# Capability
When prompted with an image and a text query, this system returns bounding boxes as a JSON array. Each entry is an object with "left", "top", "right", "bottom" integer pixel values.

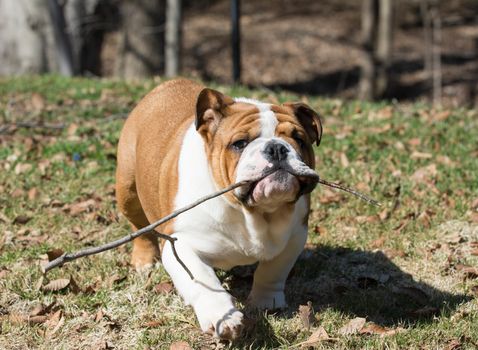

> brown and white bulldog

[{"left": 116, "top": 79, "right": 322, "bottom": 339}]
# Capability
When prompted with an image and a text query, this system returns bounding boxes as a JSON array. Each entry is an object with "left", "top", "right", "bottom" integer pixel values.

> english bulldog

[{"left": 116, "top": 79, "right": 322, "bottom": 339}]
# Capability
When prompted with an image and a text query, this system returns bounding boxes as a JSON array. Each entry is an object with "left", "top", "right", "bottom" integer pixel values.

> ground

[
  {"left": 178, "top": 0, "right": 478, "bottom": 106},
  {"left": 0, "top": 76, "right": 477, "bottom": 349}
]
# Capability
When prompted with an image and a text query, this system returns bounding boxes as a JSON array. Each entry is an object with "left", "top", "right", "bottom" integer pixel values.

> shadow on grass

[{"left": 226, "top": 245, "right": 471, "bottom": 348}]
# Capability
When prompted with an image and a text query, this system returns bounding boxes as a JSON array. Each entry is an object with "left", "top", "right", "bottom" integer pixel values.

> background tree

[
  {"left": 165, "top": 0, "right": 182, "bottom": 77},
  {"left": 359, "top": 0, "right": 394, "bottom": 100},
  {"left": 114, "top": 0, "right": 166, "bottom": 79}
]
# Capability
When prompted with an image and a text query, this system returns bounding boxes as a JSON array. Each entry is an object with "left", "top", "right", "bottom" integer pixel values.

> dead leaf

[
  {"left": 444, "top": 339, "right": 462, "bottom": 350},
  {"left": 408, "top": 138, "right": 421, "bottom": 147},
  {"left": 359, "top": 323, "right": 404, "bottom": 337},
  {"left": 142, "top": 320, "right": 164, "bottom": 328},
  {"left": 456, "top": 265, "right": 478, "bottom": 279},
  {"left": 394, "top": 286, "right": 429, "bottom": 305},
  {"left": 27, "top": 315, "right": 49, "bottom": 324},
  {"left": 14, "top": 163, "right": 32, "bottom": 175},
  {"left": 411, "top": 164, "right": 437, "bottom": 184},
  {"left": 42, "top": 278, "right": 70, "bottom": 292},
  {"left": 170, "top": 341, "right": 193, "bottom": 350},
  {"left": 65, "top": 199, "right": 98, "bottom": 216},
  {"left": 298, "top": 326, "right": 333, "bottom": 347},
  {"left": 412, "top": 306, "right": 439, "bottom": 317},
  {"left": 370, "top": 236, "right": 385, "bottom": 249},
  {"left": 94, "top": 309, "right": 104, "bottom": 322},
  {"left": 67, "top": 123, "right": 79, "bottom": 136},
  {"left": 11, "top": 188, "right": 25, "bottom": 198},
  {"left": 12, "top": 215, "right": 31, "bottom": 225},
  {"left": 340, "top": 152, "right": 349, "bottom": 167},
  {"left": 31, "top": 93, "right": 46, "bottom": 111},
  {"left": 411, "top": 151, "right": 433, "bottom": 159},
  {"left": 418, "top": 211, "right": 431, "bottom": 228},
  {"left": 28, "top": 187, "right": 39, "bottom": 200},
  {"left": 46, "top": 248, "right": 64, "bottom": 261},
  {"left": 46, "top": 313, "right": 64, "bottom": 337},
  {"left": 154, "top": 282, "right": 174, "bottom": 294},
  {"left": 298, "top": 301, "right": 314, "bottom": 330},
  {"left": 338, "top": 317, "right": 366, "bottom": 335}
]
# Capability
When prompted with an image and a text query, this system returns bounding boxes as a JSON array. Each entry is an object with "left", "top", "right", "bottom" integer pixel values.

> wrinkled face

[{"left": 195, "top": 90, "right": 322, "bottom": 211}]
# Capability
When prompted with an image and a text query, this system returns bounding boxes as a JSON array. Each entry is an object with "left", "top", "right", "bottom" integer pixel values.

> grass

[{"left": 0, "top": 75, "right": 477, "bottom": 349}]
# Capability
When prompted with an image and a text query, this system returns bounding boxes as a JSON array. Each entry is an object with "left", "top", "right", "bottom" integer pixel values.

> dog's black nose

[{"left": 263, "top": 142, "right": 289, "bottom": 162}]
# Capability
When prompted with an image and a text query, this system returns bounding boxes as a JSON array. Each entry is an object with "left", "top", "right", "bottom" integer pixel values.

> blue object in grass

[{"left": 72, "top": 153, "right": 81, "bottom": 162}]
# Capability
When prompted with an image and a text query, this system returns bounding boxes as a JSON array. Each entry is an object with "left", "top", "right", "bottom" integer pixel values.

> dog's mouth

[{"left": 236, "top": 163, "right": 319, "bottom": 206}]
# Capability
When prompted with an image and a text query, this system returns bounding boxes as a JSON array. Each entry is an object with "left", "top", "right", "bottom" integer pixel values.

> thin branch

[
  {"left": 43, "top": 169, "right": 379, "bottom": 280},
  {"left": 318, "top": 179, "right": 381, "bottom": 206},
  {"left": 43, "top": 178, "right": 256, "bottom": 278}
]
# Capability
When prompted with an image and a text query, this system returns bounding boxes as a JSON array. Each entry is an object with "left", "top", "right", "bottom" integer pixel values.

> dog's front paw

[
  {"left": 247, "top": 289, "right": 287, "bottom": 310},
  {"left": 194, "top": 296, "right": 244, "bottom": 340}
]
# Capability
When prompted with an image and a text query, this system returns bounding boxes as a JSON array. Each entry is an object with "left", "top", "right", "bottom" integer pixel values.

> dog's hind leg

[{"left": 116, "top": 125, "right": 160, "bottom": 271}]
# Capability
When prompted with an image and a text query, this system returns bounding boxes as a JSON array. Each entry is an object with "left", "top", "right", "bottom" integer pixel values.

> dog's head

[{"left": 195, "top": 88, "right": 322, "bottom": 211}]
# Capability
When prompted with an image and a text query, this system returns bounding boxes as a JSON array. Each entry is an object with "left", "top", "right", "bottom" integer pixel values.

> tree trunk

[
  {"left": 359, "top": 0, "right": 378, "bottom": 100},
  {"left": 47, "top": 0, "right": 76, "bottom": 76},
  {"left": 375, "top": 0, "right": 393, "bottom": 97},
  {"left": 165, "top": 0, "right": 182, "bottom": 77},
  {"left": 431, "top": 5, "right": 442, "bottom": 106},
  {"left": 0, "top": 0, "right": 49, "bottom": 75},
  {"left": 115, "top": 0, "right": 166, "bottom": 79}
]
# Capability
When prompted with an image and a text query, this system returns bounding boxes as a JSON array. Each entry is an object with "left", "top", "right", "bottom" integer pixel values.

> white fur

[
  {"left": 234, "top": 97, "right": 278, "bottom": 137},
  {"left": 162, "top": 104, "right": 310, "bottom": 338}
]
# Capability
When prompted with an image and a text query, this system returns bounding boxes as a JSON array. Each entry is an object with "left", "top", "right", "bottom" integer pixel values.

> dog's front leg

[
  {"left": 248, "top": 227, "right": 307, "bottom": 310},
  {"left": 162, "top": 238, "right": 243, "bottom": 339}
]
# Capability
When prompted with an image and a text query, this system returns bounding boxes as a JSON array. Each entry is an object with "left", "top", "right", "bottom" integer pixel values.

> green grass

[{"left": 0, "top": 75, "right": 477, "bottom": 349}]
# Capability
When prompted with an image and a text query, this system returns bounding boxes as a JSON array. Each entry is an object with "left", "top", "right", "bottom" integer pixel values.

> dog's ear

[
  {"left": 283, "top": 102, "right": 323, "bottom": 146},
  {"left": 195, "top": 88, "right": 234, "bottom": 139}
]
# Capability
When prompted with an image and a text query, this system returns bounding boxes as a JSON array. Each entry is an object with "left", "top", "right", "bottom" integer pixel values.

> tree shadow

[{"left": 225, "top": 245, "right": 471, "bottom": 347}]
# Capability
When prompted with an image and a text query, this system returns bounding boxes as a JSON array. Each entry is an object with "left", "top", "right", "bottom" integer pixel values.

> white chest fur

[{"left": 173, "top": 123, "right": 307, "bottom": 269}]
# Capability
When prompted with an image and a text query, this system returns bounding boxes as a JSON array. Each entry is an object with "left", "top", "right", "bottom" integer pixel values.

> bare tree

[
  {"left": 165, "top": 0, "right": 182, "bottom": 77},
  {"left": 47, "top": 0, "right": 76, "bottom": 76},
  {"left": 359, "top": 0, "right": 394, "bottom": 100},
  {"left": 359, "top": 0, "right": 377, "bottom": 100},
  {"left": 420, "top": 0, "right": 442, "bottom": 106},
  {"left": 115, "top": 0, "right": 166, "bottom": 79}
]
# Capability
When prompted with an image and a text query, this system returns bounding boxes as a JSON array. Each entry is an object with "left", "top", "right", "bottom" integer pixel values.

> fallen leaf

[
  {"left": 27, "top": 315, "right": 49, "bottom": 324},
  {"left": 359, "top": 323, "right": 404, "bottom": 337},
  {"left": 46, "top": 314, "right": 64, "bottom": 337},
  {"left": 298, "top": 326, "right": 333, "bottom": 347},
  {"left": 154, "top": 282, "right": 174, "bottom": 294},
  {"left": 30, "top": 300, "right": 56, "bottom": 317},
  {"left": 11, "top": 188, "right": 25, "bottom": 198},
  {"left": 340, "top": 152, "right": 349, "bottom": 167},
  {"left": 12, "top": 215, "right": 31, "bottom": 225},
  {"left": 65, "top": 199, "right": 98, "bottom": 216},
  {"left": 444, "top": 339, "right": 462, "bottom": 350},
  {"left": 338, "top": 317, "right": 366, "bottom": 335},
  {"left": 411, "top": 151, "right": 432, "bottom": 159},
  {"left": 456, "top": 265, "right": 478, "bottom": 279},
  {"left": 28, "top": 187, "right": 39, "bottom": 200},
  {"left": 412, "top": 306, "right": 439, "bottom": 317},
  {"left": 411, "top": 164, "right": 437, "bottom": 184},
  {"left": 94, "top": 309, "right": 104, "bottom": 322},
  {"left": 42, "top": 278, "right": 70, "bottom": 292},
  {"left": 170, "top": 341, "right": 192, "bottom": 350},
  {"left": 31, "top": 92, "right": 46, "bottom": 111},
  {"left": 298, "top": 301, "right": 314, "bottom": 330},
  {"left": 46, "top": 248, "right": 64, "bottom": 261},
  {"left": 394, "top": 286, "right": 429, "bottom": 305},
  {"left": 142, "top": 320, "right": 164, "bottom": 328},
  {"left": 14, "top": 163, "right": 32, "bottom": 175}
]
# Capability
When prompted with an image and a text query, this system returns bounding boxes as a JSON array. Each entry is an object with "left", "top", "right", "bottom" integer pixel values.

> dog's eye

[
  {"left": 294, "top": 136, "right": 305, "bottom": 149},
  {"left": 231, "top": 139, "right": 248, "bottom": 151}
]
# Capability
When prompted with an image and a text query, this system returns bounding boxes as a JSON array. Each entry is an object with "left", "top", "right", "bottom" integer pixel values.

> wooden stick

[
  {"left": 43, "top": 178, "right": 254, "bottom": 278},
  {"left": 318, "top": 179, "right": 381, "bottom": 206},
  {"left": 43, "top": 170, "right": 379, "bottom": 280}
]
